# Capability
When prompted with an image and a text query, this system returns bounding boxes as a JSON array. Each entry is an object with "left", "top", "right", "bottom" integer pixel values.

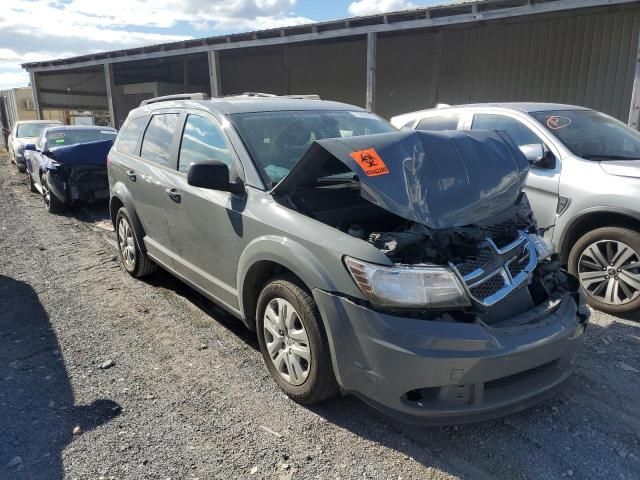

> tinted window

[
  {"left": 231, "top": 110, "right": 395, "bottom": 186},
  {"left": 415, "top": 115, "right": 460, "bottom": 131},
  {"left": 140, "top": 114, "right": 180, "bottom": 166},
  {"left": 178, "top": 115, "right": 233, "bottom": 173},
  {"left": 116, "top": 116, "right": 148, "bottom": 155},
  {"left": 45, "top": 129, "right": 116, "bottom": 149},
  {"left": 472, "top": 114, "right": 540, "bottom": 147},
  {"left": 17, "top": 123, "right": 60, "bottom": 138}
]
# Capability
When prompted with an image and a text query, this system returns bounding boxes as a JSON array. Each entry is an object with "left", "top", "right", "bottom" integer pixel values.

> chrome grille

[{"left": 451, "top": 232, "right": 538, "bottom": 306}]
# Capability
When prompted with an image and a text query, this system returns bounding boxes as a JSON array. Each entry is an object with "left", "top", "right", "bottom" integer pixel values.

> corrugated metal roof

[{"left": 22, "top": 0, "right": 638, "bottom": 71}]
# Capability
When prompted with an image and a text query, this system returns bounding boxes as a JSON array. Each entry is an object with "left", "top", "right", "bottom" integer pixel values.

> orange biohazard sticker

[{"left": 350, "top": 148, "right": 389, "bottom": 177}]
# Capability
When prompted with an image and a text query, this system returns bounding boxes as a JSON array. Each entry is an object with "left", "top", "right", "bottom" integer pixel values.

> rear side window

[
  {"left": 116, "top": 116, "right": 148, "bottom": 155},
  {"left": 471, "top": 114, "right": 540, "bottom": 147},
  {"left": 178, "top": 115, "right": 233, "bottom": 173},
  {"left": 415, "top": 115, "right": 460, "bottom": 131},
  {"left": 140, "top": 114, "right": 180, "bottom": 166}
]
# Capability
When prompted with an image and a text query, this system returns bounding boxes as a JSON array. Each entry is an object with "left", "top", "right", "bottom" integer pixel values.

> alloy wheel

[
  {"left": 42, "top": 181, "right": 51, "bottom": 209},
  {"left": 578, "top": 239, "right": 640, "bottom": 305},
  {"left": 117, "top": 217, "right": 136, "bottom": 270},
  {"left": 262, "top": 297, "right": 311, "bottom": 386}
]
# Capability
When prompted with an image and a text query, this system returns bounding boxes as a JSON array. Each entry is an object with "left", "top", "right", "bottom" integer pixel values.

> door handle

[
  {"left": 127, "top": 170, "right": 137, "bottom": 182},
  {"left": 166, "top": 188, "right": 181, "bottom": 203}
]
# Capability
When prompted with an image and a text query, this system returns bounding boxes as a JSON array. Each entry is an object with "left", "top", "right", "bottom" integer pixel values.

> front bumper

[
  {"left": 46, "top": 165, "right": 109, "bottom": 205},
  {"left": 313, "top": 287, "right": 588, "bottom": 425}
]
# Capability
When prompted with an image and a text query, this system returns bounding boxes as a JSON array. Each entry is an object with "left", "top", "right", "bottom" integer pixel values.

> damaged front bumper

[
  {"left": 46, "top": 165, "right": 109, "bottom": 206},
  {"left": 314, "top": 279, "right": 588, "bottom": 425}
]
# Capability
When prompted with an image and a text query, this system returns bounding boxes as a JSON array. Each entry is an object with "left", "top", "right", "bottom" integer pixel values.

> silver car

[
  {"left": 107, "top": 94, "right": 587, "bottom": 424},
  {"left": 392, "top": 103, "right": 640, "bottom": 315}
]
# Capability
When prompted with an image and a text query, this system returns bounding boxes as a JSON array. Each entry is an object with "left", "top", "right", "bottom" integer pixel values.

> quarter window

[
  {"left": 472, "top": 114, "right": 540, "bottom": 147},
  {"left": 178, "top": 115, "right": 233, "bottom": 173},
  {"left": 116, "top": 116, "right": 148, "bottom": 155},
  {"left": 415, "top": 115, "right": 460, "bottom": 131},
  {"left": 140, "top": 114, "right": 180, "bottom": 166}
]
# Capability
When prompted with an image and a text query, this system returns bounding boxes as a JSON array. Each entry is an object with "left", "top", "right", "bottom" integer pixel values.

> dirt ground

[{"left": 1, "top": 152, "right": 639, "bottom": 480}]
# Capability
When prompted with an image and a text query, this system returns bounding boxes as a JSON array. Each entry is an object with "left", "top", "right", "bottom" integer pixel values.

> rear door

[
  {"left": 469, "top": 112, "right": 562, "bottom": 233},
  {"left": 164, "top": 112, "right": 242, "bottom": 310},
  {"left": 116, "top": 112, "right": 182, "bottom": 268}
]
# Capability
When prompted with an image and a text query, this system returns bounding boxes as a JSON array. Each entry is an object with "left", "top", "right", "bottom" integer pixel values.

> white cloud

[
  {"left": 348, "top": 0, "right": 417, "bottom": 16},
  {"left": 0, "top": 0, "right": 311, "bottom": 89}
]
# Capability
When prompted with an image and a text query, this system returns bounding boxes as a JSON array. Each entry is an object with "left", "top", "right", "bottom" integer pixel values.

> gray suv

[
  {"left": 107, "top": 93, "right": 588, "bottom": 424},
  {"left": 393, "top": 103, "right": 640, "bottom": 315}
]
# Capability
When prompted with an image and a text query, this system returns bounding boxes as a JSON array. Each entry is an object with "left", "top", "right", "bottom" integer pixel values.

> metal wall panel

[{"left": 376, "top": 5, "right": 640, "bottom": 120}]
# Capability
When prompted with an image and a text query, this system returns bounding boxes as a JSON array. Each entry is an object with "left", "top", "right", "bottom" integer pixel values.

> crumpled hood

[
  {"left": 45, "top": 139, "right": 114, "bottom": 168},
  {"left": 273, "top": 129, "right": 529, "bottom": 230},
  {"left": 600, "top": 160, "right": 640, "bottom": 179}
]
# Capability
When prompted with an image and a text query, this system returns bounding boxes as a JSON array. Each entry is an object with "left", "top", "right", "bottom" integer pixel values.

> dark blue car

[{"left": 24, "top": 126, "right": 117, "bottom": 213}]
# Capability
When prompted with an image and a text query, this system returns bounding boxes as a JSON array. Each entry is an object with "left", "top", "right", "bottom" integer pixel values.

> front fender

[
  {"left": 110, "top": 181, "right": 147, "bottom": 252},
  {"left": 236, "top": 235, "right": 340, "bottom": 319}
]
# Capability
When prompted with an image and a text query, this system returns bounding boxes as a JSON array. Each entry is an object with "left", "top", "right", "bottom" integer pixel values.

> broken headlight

[{"left": 344, "top": 257, "right": 471, "bottom": 309}]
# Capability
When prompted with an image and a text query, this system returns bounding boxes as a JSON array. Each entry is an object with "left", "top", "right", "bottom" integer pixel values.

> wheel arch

[
  {"left": 559, "top": 207, "right": 640, "bottom": 262},
  {"left": 109, "top": 183, "right": 147, "bottom": 252}
]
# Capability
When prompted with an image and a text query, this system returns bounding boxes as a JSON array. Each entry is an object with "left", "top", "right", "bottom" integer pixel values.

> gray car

[
  {"left": 393, "top": 103, "right": 640, "bottom": 316},
  {"left": 107, "top": 93, "right": 588, "bottom": 424}
]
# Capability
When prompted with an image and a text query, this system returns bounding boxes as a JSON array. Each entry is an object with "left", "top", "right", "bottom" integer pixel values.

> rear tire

[
  {"left": 569, "top": 226, "right": 640, "bottom": 315},
  {"left": 256, "top": 276, "right": 338, "bottom": 405},
  {"left": 115, "top": 207, "right": 157, "bottom": 278}
]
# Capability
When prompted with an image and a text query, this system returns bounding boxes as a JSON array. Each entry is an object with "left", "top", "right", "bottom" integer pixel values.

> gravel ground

[{"left": 1, "top": 152, "right": 639, "bottom": 480}]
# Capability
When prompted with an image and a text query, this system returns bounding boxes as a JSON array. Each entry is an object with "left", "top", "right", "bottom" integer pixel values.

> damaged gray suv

[{"left": 108, "top": 93, "right": 589, "bottom": 424}]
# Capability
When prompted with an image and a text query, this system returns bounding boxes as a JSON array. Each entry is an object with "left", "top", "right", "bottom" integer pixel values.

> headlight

[
  {"left": 17, "top": 145, "right": 25, "bottom": 154},
  {"left": 344, "top": 256, "right": 470, "bottom": 309},
  {"left": 528, "top": 233, "right": 555, "bottom": 261}
]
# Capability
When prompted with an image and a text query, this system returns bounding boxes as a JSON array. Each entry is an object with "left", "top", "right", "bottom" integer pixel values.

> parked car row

[
  {"left": 98, "top": 93, "right": 589, "bottom": 424},
  {"left": 9, "top": 123, "right": 117, "bottom": 212},
  {"left": 391, "top": 103, "right": 640, "bottom": 316}
]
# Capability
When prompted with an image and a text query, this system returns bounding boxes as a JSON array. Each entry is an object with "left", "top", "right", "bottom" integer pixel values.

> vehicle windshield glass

[
  {"left": 17, "top": 123, "right": 59, "bottom": 138},
  {"left": 230, "top": 110, "right": 396, "bottom": 186},
  {"left": 531, "top": 109, "right": 640, "bottom": 160},
  {"left": 46, "top": 129, "right": 117, "bottom": 149}
]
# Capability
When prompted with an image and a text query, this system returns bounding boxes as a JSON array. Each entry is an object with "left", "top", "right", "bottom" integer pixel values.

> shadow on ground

[{"left": 0, "top": 275, "right": 121, "bottom": 479}]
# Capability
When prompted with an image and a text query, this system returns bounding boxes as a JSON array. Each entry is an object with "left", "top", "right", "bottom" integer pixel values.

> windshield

[
  {"left": 46, "top": 129, "right": 117, "bottom": 149},
  {"left": 17, "top": 123, "right": 59, "bottom": 138},
  {"left": 531, "top": 109, "right": 640, "bottom": 160},
  {"left": 230, "top": 110, "right": 396, "bottom": 186}
]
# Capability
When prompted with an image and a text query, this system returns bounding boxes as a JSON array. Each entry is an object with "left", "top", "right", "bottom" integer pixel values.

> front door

[{"left": 164, "top": 113, "right": 242, "bottom": 310}]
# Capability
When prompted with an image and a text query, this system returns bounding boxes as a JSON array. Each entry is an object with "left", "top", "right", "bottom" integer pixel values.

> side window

[
  {"left": 178, "top": 114, "right": 233, "bottom": 174},
  {"left": 140, "top": 113, "right": 181, "bottom": 166},
  {"left": 472, "top": 114, "right": 541, "bottom": 147},
  {"left": 415, "top": 115, "right": 460, "bottom": 131},
  {"left": 116, "top": 116, "right": 148, "bottom": 155}
]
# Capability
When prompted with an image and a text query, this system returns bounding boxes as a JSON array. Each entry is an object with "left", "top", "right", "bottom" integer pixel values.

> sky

[{"left": 0, "top": 0, "right": 445, "bottom": 90}]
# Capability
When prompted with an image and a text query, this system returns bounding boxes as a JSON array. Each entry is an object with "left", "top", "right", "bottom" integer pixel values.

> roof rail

[
  {"left": 140, "top": 92, "right": 209, "bottom": 106},
  {"left": 221, "top": 92, "right": 321, "bottom": 100}
]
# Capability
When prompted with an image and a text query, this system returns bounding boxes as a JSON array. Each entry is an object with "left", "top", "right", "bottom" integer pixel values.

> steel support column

[
  {"left": 29, "top": 71, "right": 42, "bottom": 120},
  {"left": 208, "top": 50, "right": 222, "bottom": 97},
  {"left": 104, "top": 63, "right": 117, "bottom": 128},
  {"left": 366, "top": 32, "right": 377, "bottom": 112},
  {"left": 629, "top": 33, "right": 640, "bottom": 129}
]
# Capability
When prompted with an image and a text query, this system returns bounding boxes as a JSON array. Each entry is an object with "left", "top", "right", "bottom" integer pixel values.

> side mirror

[
  {"left": 520, "top": 143, "right": 555, "bottom": 169},
  {"left": 187, "top": 160, "right": 244, "bottom": 194},
  {"left": 24, "top": 143, "right": 36, "bottom": 151}
]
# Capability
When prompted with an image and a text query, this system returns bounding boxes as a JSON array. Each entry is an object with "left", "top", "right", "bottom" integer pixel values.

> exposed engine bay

[{"left": 272, "top": 129, "right": 584, "bottom": 323}]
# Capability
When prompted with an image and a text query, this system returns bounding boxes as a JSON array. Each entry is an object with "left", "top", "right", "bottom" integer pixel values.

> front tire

[
  {"left": 256, "top": 276, "right": 338, "bottom": 405},
  {"left": 41, "top": 176, "right": 64, "bottom": 213},
  {"left": 27, "top": 172, "right": 37, "bottom": 193},
  {"left": 115, "top": 208, "right": 157, "bottom": 278},
  {"left": 569, "top": 226, "right": 640, "bottom": 315}
]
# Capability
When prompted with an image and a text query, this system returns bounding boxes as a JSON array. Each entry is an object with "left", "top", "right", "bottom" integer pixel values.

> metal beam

[
  {"left": 23, "top": 0, "right": 637, "bottom": 73},
  {"left": 208, "top": 50, "right": 222, "bottom": 97},
  {"left": 629, "top": 32, "right": 640, "bottom": 129},
  {"left": 366, "top": 32, "right": 376, "bottom": 112},
  {"left": 183, "top": 57, "right": 190, "bottom": 93},
  {"left": 103, "top": 64, "right": 117, "bottom": 128},
  {"left": 29, "top": 71, "right": 43, "bottom": 120}
]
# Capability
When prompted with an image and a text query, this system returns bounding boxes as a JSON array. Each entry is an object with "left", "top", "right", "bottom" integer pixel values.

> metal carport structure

[{"left": 21, "top": 0, "right": 640, "bottom": 128}]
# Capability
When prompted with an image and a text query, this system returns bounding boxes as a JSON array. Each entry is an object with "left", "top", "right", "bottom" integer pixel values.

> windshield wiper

[{"left": 581, "top": 154, "right": 640, "bottom": 161}]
